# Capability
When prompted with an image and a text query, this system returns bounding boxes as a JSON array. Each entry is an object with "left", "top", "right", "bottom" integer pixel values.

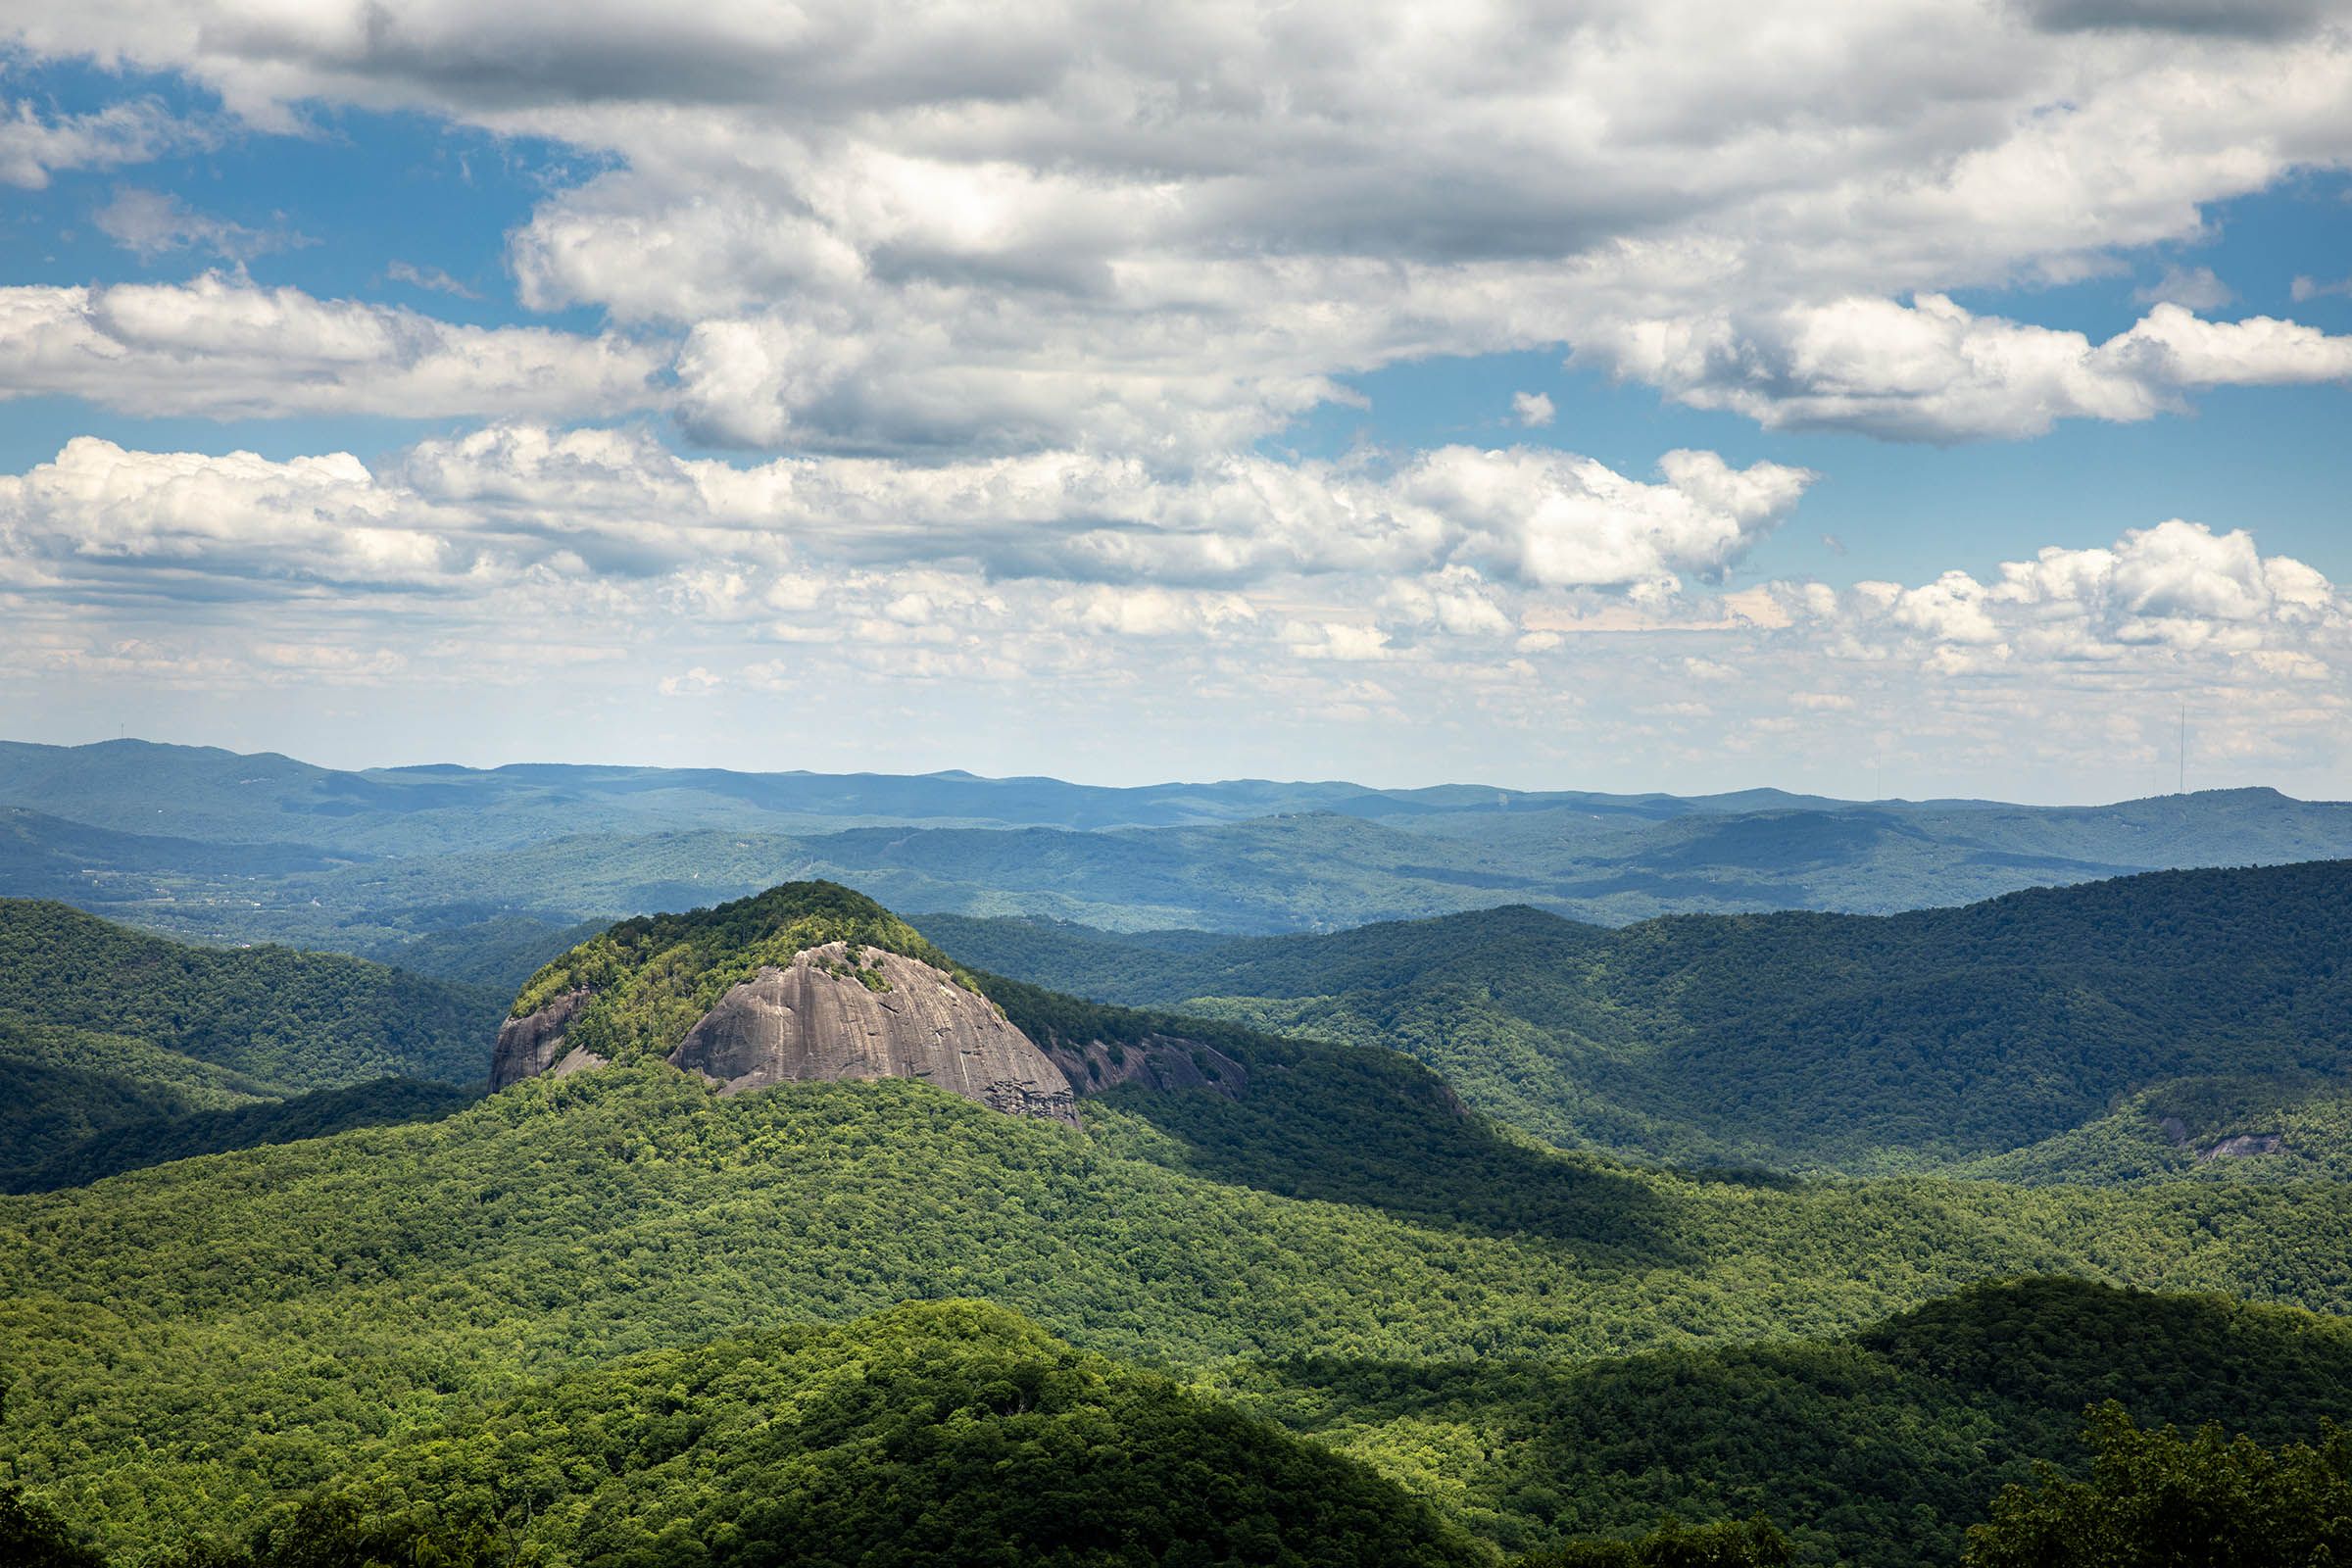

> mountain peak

[{"left": 493, "top": 880, "right": 1078, "bottom": 1124}]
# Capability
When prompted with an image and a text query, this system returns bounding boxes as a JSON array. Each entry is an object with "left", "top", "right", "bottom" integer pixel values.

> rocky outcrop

[
  {"left": 1043, "top": 1034, "right": 1250, "bottom": 1100},
  {"left": 2201, "top": 1132, "right": 2282, "bottom": 1159},
  {"left": 491, "top": 987, "right": 602, "bottom": 1092},
  {"left": 667, "top": 943, "right": 1079, "bottom": 1126}
]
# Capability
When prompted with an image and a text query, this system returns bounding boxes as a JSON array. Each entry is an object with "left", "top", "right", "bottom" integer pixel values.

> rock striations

[
  {"left": 491, "top": 881, "right": 1078, "bottom": 1126},
  {"left": 671, "top": 942, "right": 1077, "bottom": 1122}
]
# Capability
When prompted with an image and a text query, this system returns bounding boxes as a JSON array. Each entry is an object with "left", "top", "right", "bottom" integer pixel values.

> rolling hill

[
  {"left": 0, "top": 898, "right": 504, "bottom": 1189},
  {"left": 14, "top": 878, "right": 2352, "bottom": 1564},
  {"left": 918, "top": 861, "right": 2352, "bottom": 1175}
]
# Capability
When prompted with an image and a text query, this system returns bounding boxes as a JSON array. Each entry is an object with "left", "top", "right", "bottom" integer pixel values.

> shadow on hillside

[{"left": 1096, "top": 1054, "right": 1697, "bottom": 1266}]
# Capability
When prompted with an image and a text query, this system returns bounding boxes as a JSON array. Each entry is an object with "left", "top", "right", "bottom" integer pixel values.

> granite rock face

[
  {"left": 1044, "top": 1035, "right": 1249, "bottom": 1100},
  {"left": 490, "top": 987, "right": 602, "bottom": 1092},
  {"left": 668, "top": 943, "right": 1079, "bottom": 1126}
]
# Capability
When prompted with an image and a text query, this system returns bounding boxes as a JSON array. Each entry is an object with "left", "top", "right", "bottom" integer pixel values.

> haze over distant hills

[{"left": 8, "top": 739, "right": 2352, "bottom": 970}]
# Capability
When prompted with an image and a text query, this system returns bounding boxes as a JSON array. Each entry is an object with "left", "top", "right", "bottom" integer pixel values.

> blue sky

[{"left": 4, "top": 3, "right": 2352, "bottom": 802}]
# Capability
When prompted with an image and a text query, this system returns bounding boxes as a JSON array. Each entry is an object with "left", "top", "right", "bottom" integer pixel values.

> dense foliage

[
  {"left": 143, "top": 1300, "right": 1488, "bottom": 1568},
  {"left": 5, "top": 1077, "right": 478, "bottom": 1194},
  {"left": 15, "top": 1059, "right": 2352, "bottom": 1561},
  {"left": 17, "top": 863, "right": 2352, "bottom": 1566},
  {"left": 0, "top": 1013, "right": 277, "bottom": 1184},
  {"left": 923, "top": 863, "right": 2352, "bottom": 1175},
  {"left": 1965, "top": 1404, "right": 2352, "bottom": 1567},
  {"left": 1508, "top": 1517, "right": 1791, "bottom": 1568},
  {"left": 2, "top": 1486, "right": 107, "bottom": 1568},
  {"left": 0, "top": 899, "right": 501, "bottom": 1091},
  {"left": 1232, "top": 1277, "right": 2352, "bottom": 1565}
]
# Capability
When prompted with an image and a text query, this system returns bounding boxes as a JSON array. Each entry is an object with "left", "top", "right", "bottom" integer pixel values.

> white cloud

[
  {"left": 389, "top": 424, "right": 1813, "bottom": 594},
  {"left": 10, "top": 0, "right": 2352, "bottom": 448},
  {"left": 94, "top": 187, "right": 311, "bottom": 261},
  {"left": 0, "top": 431, "right": 1810, "bottom": 662},
  {"left": 386, "top": 260, "right": 484, "bottom": 299},
  {"left": 3, "top": 434, "right": 2347, "bottom": 797},
  {"left": 0, "top": 97, "right": 214, "bottom": 189},
  {"left": 1791, "top": 519, "right": 2349, "bottom": 665},
  {"left": 1511, "top": 391, "right": 1556, "bottom": 427},
  {"left": 0, "top": 438, "right": 461, "bottom": 594},
  {"left": 0, "top": 275, "right": 667, "bottom": 419},
  {"left": 2133, "top": 265, "right": 2235, "bottom": 311},
  {"left": 1590, "top": 294, "right": 2352, "bottom": 441}
]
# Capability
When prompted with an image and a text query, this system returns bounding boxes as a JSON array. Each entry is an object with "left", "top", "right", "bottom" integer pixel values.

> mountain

[
  {"left": 492, "top": 881, "right": 1080, "bottom": 1122},
  {"left": 23, "top": 879, "right": 2352, "bottom": 1560},
  {"left": 0, "top": 737, "right": 1858, "bottom": 850},
  {"left": 179, "top": 1298, "right": 1489, "bottom": 1568},
  {"left": 13, "top": 739, "right": 2352, "bottom": 961},
  {"left": 19, "top": 877, "right": 2352, "bottom": 1562},
  {"left": 12, "top": 1055, "right": 2352, "bottom": 1563},
  {"left": 916, "top": 860, "right": 2352, "bottom": 1175},
  {"left": 0, "top": 897, "right": 504, "bottom": 1188},
  {"left": 0, "top": 898, "right": 502, "bottom": 1091},
  {"left": 5, "top": 1077, "right": 480, "bottom": 1196},
  {"left": 1232, "top": 1276, "right": 2352, "bottom": 1566}
]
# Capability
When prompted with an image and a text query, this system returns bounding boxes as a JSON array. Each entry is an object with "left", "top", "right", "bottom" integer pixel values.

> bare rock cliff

[
  {"left": 491, "top": 986, "right": 601, "bottom": 1092},
  {"left": 496, "top": 942, "right": 1078, "bottom": 1126},
  {"left": 671, "top": 943, "right": 1078, "bottom": 1125}
]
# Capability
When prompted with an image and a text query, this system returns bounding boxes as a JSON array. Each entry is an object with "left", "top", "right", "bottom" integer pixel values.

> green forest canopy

[{"left": 918, "top": 861, "right": 2352, "bottom": 1174}]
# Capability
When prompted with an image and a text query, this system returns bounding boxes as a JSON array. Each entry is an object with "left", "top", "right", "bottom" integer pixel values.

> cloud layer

[
  {"left": 6, "top": 0, "right": 2352, "bottom": 449},
  {"left": 0, "top": 276, "right": 666, "bottom": 419},
  {"left": 3, "top": 431, "right": 2343, "bottom": 795},
  {"left": 5, "top": 4, "right": 2352, "bottom": 795}
]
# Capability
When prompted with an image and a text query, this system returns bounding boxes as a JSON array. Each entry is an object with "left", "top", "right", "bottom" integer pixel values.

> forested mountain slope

[
  {"left": 0, "top": 898, "right": 504, "bottom": 1188},
  {"left": 0, "top": 899, "right": 501, "bottom": 1089},
  {"left": 1231, "top": 1277, "right": 2352, "bottom": 1566},
  {"left": 919, "top": 860, "right": 2352, "bottom": 1174},
  {"left": 12, "top": 1063, "right": 2352, "bottom": 1564},
  {"left": 110, "top": 1299, "right": 1489, "bottom": 1568},
  {"left": 15, "top": 874, "right": 2352, "bottom": 1562}
]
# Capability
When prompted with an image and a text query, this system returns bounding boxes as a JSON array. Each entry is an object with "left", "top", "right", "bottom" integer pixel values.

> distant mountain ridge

[
  {"left": 0, "top": 737, "right": 1873, "bottom": 846},
  {"left": 8, "top": 737, "right": 2352, "bottom": 965}
]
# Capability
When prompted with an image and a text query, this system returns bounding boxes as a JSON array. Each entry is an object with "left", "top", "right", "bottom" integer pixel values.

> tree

[
  {"left": 1511, "top": 1516, "right": 1794, "bottom": 1568},
  {"left": 1966, "top": 1402, "right": 2352, "bottom": 1568},
  {"left": 0, "top": 1487, "right": 108, "bottom": 1568}
]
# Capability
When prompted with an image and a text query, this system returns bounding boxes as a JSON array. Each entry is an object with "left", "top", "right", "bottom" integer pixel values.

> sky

[{"left": 2, "top": 1, "right": 2352, "bottom": 802}]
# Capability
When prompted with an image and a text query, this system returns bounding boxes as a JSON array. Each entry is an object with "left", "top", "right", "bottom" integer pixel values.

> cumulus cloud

[
  {"left": 1512, "top": 391, "right": 1556, "bottom": 427},
  {"left": 0, "top": 274, "right": 667, "bottom": 419},
  {"left": 9, "top": 0, "right": 2352, "bottom": 448},
  {"left": 0, "top": 438, "right": 465, "bottom": 594},
  {"left": 1590, "top": 295, "right": 2352, "bottom": 441},
  {"left": 388, "top": 424, "right": 1813, "bottom": 593},
  {"left": 1788, "top": 519, "right": 2348, "bottom": 668},
  {"left": 3, "top": 432, "right": 2346, "bottom": 796}
]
